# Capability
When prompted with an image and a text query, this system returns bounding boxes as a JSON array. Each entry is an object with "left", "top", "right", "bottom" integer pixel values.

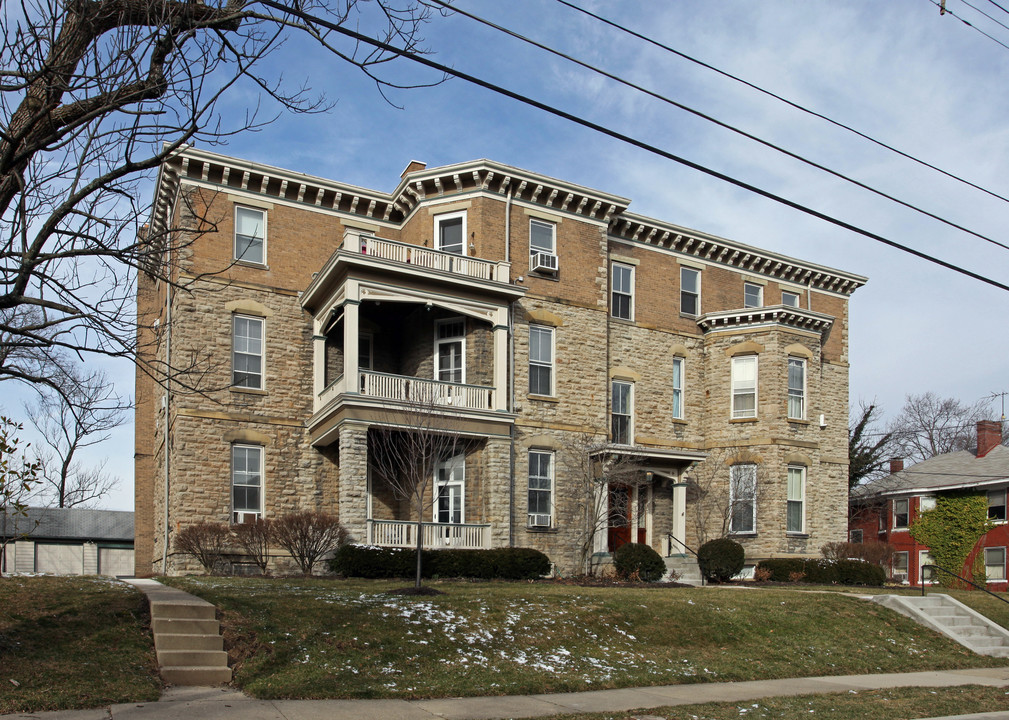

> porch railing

[
  {"left": 360, "top": 370, "right": 494, "bottom": 410},
  {"left": 367, "top": 519, "right": 492, "bottom": 550},
  {"left": 343, "top": 232, "right": 510, "bottom": 283}
]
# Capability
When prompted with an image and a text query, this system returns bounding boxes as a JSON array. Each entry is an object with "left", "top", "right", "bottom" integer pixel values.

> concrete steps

[
  {"left": 127, "top": 579, "right": 233, "bottom": 685},
  {"left": 665, "top": 554, "right": 703, "bottom": 586},
  {"left": 873, "top": 593, "right": 1009, "bottom": 657}
]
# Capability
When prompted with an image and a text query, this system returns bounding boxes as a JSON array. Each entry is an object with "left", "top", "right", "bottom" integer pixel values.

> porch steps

[
  {"left": 873, "top": 593, "right": 1009, "bottom": 657},
  {"left": 127, "top": 579, "right": 233, "bottom": 685},
  {"left": 665, "top": 554, "right": 703, "bottom": 586}
]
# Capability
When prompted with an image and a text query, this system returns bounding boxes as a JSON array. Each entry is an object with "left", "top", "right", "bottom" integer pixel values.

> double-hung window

[
  {"left": 989, "top": 490, "right": 1007, "bottom": 521},
  {"left": 234, "top": 206, "right": 266, "bottom": 264},
  {"left": 435, "top": 318, "right": 465, "bottom": 384},
  {"left": 986, "top": 547, "right": 1006, "bottom": 581},
  {"left": 528, "top": 325, "right": 554, "bottom": 396},
  {"left": 233, "top": 315, "right": 264, "bottom": 389},
  {"left": 435, "top": 455, "right": 465, "bottom": 524},
  {"left": 743, "top": 282, "right": 763, "bottom": 308},
  {"left": 435, "top": 211, "right": 466, "bottom": 255},
  {"left": 611, "top": 380, "right": 633, "bottom": 445},
  {"left": 611, "top": 263, "right": 634, "bottom": 320},
  {"left": 530, "top": 219, "right": 556, "bottom": 256},
  {"left": 527, "top": 450, "right": 554, "bottom": 527},
  {"left": 232, "top": 444, "right": 263, "bottom": 522},
  {"left": 782, "top": 291, "right": 800, "bottom": 307},
  {"left": 731, "top": 356, "right": 757, "bottom": 419},
  {"left": 787, "top": 357, "right": 806, "bottom": 419},
  {"left": 892, "top": 551, "right": 909, "bottom": 582},
  {"left": 893, "top": 498, "right": 909, "bottom": 529},
  {"left": 786, "top": 466, "right": 805, "bottom": 533},
  {"left": 680, "top": 267, "right": 700, "bottom": 316},
  {"left": 672, "top": 356, "right": 684, "bottom": 420},
  {"left": 730, "top": 464, "right": 757, "bottom": 534}
]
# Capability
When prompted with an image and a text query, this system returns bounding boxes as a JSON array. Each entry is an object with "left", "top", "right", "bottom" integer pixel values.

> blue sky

[{"left": 12, "top": 1, "right": 1009, "bottom": 510}]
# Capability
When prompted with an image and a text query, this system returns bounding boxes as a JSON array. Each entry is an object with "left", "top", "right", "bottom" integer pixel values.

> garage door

[
  {"left": 36, "top": 543, "right": 83, "bottom": 575},
  {"left": 98, "top": 547, "right": 134, "bottom": 577}
]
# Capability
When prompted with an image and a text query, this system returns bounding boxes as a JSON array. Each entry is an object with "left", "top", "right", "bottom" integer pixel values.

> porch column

[
  {"left": 492, "top": 310, "right": 508, "bottom": 411},
  {"left": 312, "top": 316, "right": 326, "bottom": 410},
  {"left": 671, "top": 480, "right": 688, "bottom": 554},
  {"left": 338, "top": 421, "right": 369, "bottom": 543},
  {"left": 343, "top": 294, "right": 360, "bottom": 394}
]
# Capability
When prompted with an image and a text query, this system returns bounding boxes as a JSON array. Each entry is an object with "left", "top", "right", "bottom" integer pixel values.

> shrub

[
  {"left": 820, "top": 540, "right": 894, "bottom": 566},
  {"left": 232, "top": 518, "right": 273, "bottom": 574},
  {"left": 753, "top": 566, "right": 772, "bottom": 582},
  {"left": 697, "top": 538, "right": 745, "bottom": 582},
  {"left": 272, "top": 511, "right": 348, "bottom": 576},
  {"left": 757, "top": 558, "right": 885, "bottom": 586},
  {"left": 330, "top": 545, "right": 551, "bottom": 580},
  {"left": 174, "top": 521, "right": 230, "bottom": 574},
  {"left": 612, "top": 542, "right": 666, "bottom": 582}
]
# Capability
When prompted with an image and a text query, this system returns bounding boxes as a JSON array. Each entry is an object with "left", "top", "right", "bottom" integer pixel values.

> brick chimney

[
  {"left": 401, "top": 160, "right": 426, "bottom": 179},
  {"left": 889, "top": 458, "right": 904, "bottom": 474},
  {"left": 977, "top": 420, "right": 1003, "bottom": 458}
]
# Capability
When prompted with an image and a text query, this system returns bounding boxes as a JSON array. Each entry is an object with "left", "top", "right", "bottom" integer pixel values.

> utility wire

[
  {"left": 257, "top": 0, "right": 1009, "bottom": 294},
  {"left": 430, "top": 0, "right": 1009, "bottom": 254},
  {"left": 553, "top": 0, "right": 1009, "bottom": 208},
  {"left": 925, "top": 0, "right": 1009, "bottom": 51},
  {"left": 983, "top": 0, "right": 1009, "bottom": 17},
  {"left": 961, "top": 0, "right": 1009, "bottom": 34}
]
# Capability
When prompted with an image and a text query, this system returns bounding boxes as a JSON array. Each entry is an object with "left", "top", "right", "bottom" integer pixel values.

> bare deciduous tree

[
  {"left": 888, "top": 392, "right": 991, "bottom": 464},
  {"left": 686, "top": 448, "right": 762, "bottom": 547},
  {"left": 232, "top": 517, "right": 273, "bottom": 575},
  {"left": 26, "top": 367, "right": 127, "bottom": 507},
  {"left": 368, "top": 397, "right": 468, "bottom": 589},
  {"left": 0, "top": 0, "right": 438, "bottom": 395},
  {"left": 272, "top": 510, "right": 346, "bottom": 576}
]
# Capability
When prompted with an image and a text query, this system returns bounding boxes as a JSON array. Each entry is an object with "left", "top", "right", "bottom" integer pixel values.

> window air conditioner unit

[
  {"left": 530, "top": 252, "right": 559, "bottom": 274},
  {"left": 528, "top": 513, "right": 551, "bottom": 527},
  {"left": 234, "top": 512, "right": 259, "bottom": 524}
]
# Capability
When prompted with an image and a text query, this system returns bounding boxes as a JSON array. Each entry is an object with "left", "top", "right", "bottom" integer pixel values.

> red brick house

[{"left": 849, "top": 420, "right": 1009, "bottom": 587}]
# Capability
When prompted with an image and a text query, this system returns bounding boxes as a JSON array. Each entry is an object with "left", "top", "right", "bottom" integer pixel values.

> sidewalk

[{"left": 5, "top": 667, "right": 1009, "bottom": 720}]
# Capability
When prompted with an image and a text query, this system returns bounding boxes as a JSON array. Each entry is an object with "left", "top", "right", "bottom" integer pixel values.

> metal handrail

[
  {"left": 920, "top": 563, "right": 1009, "bottom": 608},
  {"left": 666, "top": 533, "right": 699, "bottom": 558}
]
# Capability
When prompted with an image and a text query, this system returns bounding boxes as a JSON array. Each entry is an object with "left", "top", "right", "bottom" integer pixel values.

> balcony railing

[
  {"left": 317, "top": 370, "right": 496, "bottom": 414},
  {"left": 343, "top": 232, "right": 511, "bottom": 283},
  {"left": 367, "top": 519, "right": 492, "bottom": 550}
]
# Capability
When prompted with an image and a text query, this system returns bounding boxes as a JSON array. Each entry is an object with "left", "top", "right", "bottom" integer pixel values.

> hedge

[
  {"left": 757, "top": 558, "right": 885, "bottom": 586},
  {"left": 330, "top": 545, "right": 551, "bottom": 580}
]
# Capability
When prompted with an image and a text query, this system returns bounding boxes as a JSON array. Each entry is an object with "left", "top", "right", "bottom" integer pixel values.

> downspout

[
  {"left": 506, "top": 187, "right": 515, "bottom": 548},
  {"left": 161, "top": 247, "right": 172, "bottom": 574}
]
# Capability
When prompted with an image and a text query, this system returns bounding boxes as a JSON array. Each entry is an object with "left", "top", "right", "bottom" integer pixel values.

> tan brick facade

[{"left": 137, "top": 149, "right": 865, "bottom": 575}]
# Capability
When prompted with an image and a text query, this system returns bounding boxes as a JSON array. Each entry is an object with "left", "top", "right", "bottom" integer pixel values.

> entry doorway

[{"left": 607, "top": 483, "right": 650, "bottom": 552}]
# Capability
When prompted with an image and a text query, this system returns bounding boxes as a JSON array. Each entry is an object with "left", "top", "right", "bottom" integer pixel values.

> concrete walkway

[
  {"left": 5, "top": 667, "right": 1009, "bottom": 720},
  {"left": 6, "top": 580, "right": 1009, "bottom": 720}
]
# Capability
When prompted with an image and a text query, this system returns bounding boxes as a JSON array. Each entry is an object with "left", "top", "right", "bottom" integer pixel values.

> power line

[
  {"left": 982, "top": 0, "right": 1009, "bottom": 17},
  {"left": 925, "top": 0, "right": 1009, "bottom": 51},
  {"left": 257, "top": 0, "right": 1009, "bottom": 294},
  {"left": 430, "top": 0, "right": 1009, "bottom": 254},
  {"left": 552, "top": 0, "right": 1009, "bottom": 209},
  {"left": 960, "top": 0, "right": 1009, "bottom": 34}
]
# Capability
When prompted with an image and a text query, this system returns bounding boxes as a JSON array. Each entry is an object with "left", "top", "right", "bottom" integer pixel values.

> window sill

[
  {"left": 231, "top": 386, "right": 267, "bottom": 395},
  {"left": 730, "top": 532, "right": 757, "bottom": 538},
  {"left": 609, "top": 316, "right": 635, "bottom": 325},
  {"left": 527, "top": 393, "right": 559, "bottom": 404},
  {"left": 786, "top": 532, "right": 810, "bottom": 538},
  {"left": 528, "top": 271, "right": 560, "bottom": 282},
  {"left": 787, "top": 418, "right": 811, "bottom": 425},
  {"left": 679, "top": 312, "right": 699, "bottom": 320},
  {"left": 525, "top": 526, "right": 557, "bottom": 534},
  {"left": 730, "top": 417, "right": 758, "bottom": 424},
  {"left": 233, "top": 259, "right": 269, "bottom": 270},
  {"left": 670, "top": 417, "right": 687, "bottom": 425}
]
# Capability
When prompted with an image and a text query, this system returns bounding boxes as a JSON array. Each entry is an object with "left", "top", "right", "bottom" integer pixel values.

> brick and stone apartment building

[{"left": 135, "top": 146, "right": 866, "bottom": 576}]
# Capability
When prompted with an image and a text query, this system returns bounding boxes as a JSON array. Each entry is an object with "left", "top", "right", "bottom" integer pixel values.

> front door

[
  {"left": 435, "top": 455, "right": 465, "bottom": 525},
  {"left": 607, "top": 484, "right": 632, "bottom": 552}
]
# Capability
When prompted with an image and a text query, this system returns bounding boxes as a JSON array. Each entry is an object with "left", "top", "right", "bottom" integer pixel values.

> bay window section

[{"left": 731, "top": 355, "right": 757, "bottom": 419}]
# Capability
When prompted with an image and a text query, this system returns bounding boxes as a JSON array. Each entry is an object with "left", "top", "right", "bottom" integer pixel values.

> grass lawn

[
  {"left": 0, "top": 576, "right": 162, "bottom": 714},
  {"left": 161, "top": 576, "right": 1009, "bottom": 700},
  {"left": 542, "top": 685, "right": 1009, "bottom": 720}
]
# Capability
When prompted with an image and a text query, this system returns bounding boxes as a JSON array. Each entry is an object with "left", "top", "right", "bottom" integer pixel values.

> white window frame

[
  {"left": 919, "top": 550, "right": 936, "bottom": 584},
  {"left": 611, "top": 380, "right": 633, "bottom": 445},
  {"left": 986, "top": 547, "right": 1006, "bottom": 582},
  {"left": 893, "top": 498, "right": 909, "bottom": 529},
  {"left": 434, "top": 317, "right": 466, "bottom": 384},
  {"left": 920, "top": 495, "right": 936, "bottom": 513},
  {"left": 782, "top": 290, "right": 800, "bottom": 307},
  {"left": 672, "top": 356, "right": 685, "bottom": 420},
  {"left": 434, "top": 210, "right": 467, "bottom": 255},
  {"left": 680, "top": 267, "right": 700, "bottom": 316},
  {"left": 743, "top": 281, "right": 763, "bottom": 308},
  {"left": 529, "top": 219, "right": 556, "bottom": 255},
  {"left": 730, "top": 463, "right": 757, "bottom": 534},
  {"left": 731, "top": 355, "right": 758, "bottom": 419},
  {"left": 611, "top": 262, "right": 634, "bottom": 320},
  {"left": 527, "top": 450, "right": 554, "bottom": 528},
  {"left": 232, "top": 314, "right": 264, "bottom": 389},
  {"left": 434, "top": 454, "right": 465, "bottom": 524},
  {"left": 528, "top": 324, "right": 554, "bottom": 396},
  {"left": 787, "top": 357, "right": 806, "bottom": 420},
  {"left": 989, "top": 489, "right": 1007, "bottom": 522},
  {"left": 232, "top": 444, "right": 263, "bottom": 522},
  {"left": 786, "top": 465, "right": 805, "bottom": 534},
  {"left": 892, "top": 551, "right": 909, "bottom": 583},
  {"left": 234, "top": 206, "right": 266, "bottom": 265}
]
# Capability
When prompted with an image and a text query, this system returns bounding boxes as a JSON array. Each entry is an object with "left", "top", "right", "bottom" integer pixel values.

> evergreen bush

[
  {"left": 612, "top": 542, "right": 666, "bottom": 582},
  {"left": 757, "top": 558, "right": 885, "bottom": 586},
  {"left": 330, "top": 545, "right": 551, "bottom": 580},
  {"left": 697, "top": 538, "right": 745, "bottom": 582}
]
